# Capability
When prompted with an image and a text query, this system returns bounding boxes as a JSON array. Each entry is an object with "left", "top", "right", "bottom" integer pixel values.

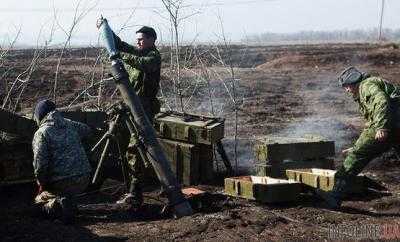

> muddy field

[{"left": 2, "top": 42, "right": 400, "bottom": 241}]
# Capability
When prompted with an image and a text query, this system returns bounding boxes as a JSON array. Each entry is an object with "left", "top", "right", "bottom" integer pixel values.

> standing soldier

[
  {"left": 108, "top": 25, "right": 162, "bottom": 210},
  {"left": 321, "top": 66, "right": 400, "bottom": 208},
  {"left": 32, "top": 99, "right": 92, "bottom": 223}
]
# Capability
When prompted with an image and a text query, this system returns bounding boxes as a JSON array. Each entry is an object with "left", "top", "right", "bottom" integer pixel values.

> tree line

[{"left": 245, "top": 28, "right": 400, "bottom": 43}]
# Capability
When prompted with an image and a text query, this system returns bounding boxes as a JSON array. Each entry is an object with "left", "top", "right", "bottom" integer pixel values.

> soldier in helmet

[
  {"left": 32, "top": 99, "right": 92, "bottom": 223},
  {"left": 320, "top": 66, "right": 400, "bottom": 208},
  {"left": 107, "top": 25, "right": 162, "bottom": 210}
]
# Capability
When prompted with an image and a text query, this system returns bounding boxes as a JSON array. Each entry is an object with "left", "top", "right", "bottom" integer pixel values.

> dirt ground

[{"left": 2, "top": 42, "right": 400, "bottom": 241}]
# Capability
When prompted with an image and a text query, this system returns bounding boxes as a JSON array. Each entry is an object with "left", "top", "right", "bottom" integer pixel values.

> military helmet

[{"left": 338, "top": 66, "right": 369, "bottom": 87}]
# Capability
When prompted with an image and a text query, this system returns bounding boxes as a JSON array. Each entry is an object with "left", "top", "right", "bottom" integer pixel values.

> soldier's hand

[
  {"left": 375, "top": 129, "right": 388, "bottom": 142},
  {"left": 342, "top": 147, "right": 353, "bottom": 155},
  {"left": 96, "top": 16, "right": 105, "bottom": 29}
]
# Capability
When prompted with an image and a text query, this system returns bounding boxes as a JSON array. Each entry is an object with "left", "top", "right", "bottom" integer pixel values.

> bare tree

[
  {"left": 0, "top": 25, "right": 21, "bottom": 68},
  {"left": 160, "top": 0, "right": 200, "bottom": 113},
  {"left": 2, "top": 20, "right": 56, "bottom": 111},
  {"left": 52, "top": 0, "right": 98, "bottom": 104},
  {"left": 1, "top": 25, "right": 22, "bottom": 109},
  {"left": 65, "top": 6, "right": 140, "bottom": 111},
  {"left": 209, "top": 14, "right": 240, "bottom": 174}
]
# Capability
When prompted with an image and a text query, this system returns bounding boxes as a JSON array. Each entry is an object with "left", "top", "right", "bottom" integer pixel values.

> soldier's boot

[
  {"left": 117, "top": 182, "right": 143, "bottom": 210},
  {"left": 40, "top": 196, "right": 62, "bottom": 219},
  {"left": 317, "top": 178, "right": 348, "bottom": 209},
  {"left": 158, "top": 187, "right": 167, "bottom": 197},
  {"left": 59, "top": 196, "right": 76, "bottom": 224}
]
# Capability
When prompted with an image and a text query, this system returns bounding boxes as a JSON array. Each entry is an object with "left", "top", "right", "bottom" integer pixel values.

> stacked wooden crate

[
  {"left": 253, "top": 136, "right": 335, "bottom": 178},
  {"left": 224, "top": 137, "right": 335, "bottom": 203},
  {"left": 224, "top": 136, "right": 368, "bottom": 203},
  {"left": 154, "top": 111, "right": 225, "bottom": 186}
]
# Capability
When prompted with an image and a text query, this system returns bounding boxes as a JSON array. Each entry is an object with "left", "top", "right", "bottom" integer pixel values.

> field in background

[{"left": 1, "top": 42, "right": 400, "bottom": 241}]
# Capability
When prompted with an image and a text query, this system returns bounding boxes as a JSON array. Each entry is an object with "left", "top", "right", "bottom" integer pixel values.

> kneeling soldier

[{"left": 32, "top": 99, "right": 92, "bottom": 223}]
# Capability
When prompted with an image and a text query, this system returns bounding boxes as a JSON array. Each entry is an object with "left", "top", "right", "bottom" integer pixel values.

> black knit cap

[
  {"left": 136, "top": 26, "right": 157, "bottom": 40},
  {"left": 34, "top": 99, "right": 56, "bottom": 124}
]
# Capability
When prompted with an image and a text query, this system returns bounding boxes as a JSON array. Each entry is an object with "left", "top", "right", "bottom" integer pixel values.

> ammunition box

[
  {"left": 158, "top": 138, "right": 214, "bottom": 186},
  {"left": 0, "top": 144, "right": 34, "bottom": 184},
  {"left": 60, "top": 111, "right": 107, "bottom": 129},
  {"left": 286, "top": 168, "right": 364, "bottom": 193},
  {"left": 224, "top": 176, "right": 301, "bottom": 203},
  {"left": 254, "top": 137, "right": 335, "bottom": 163},
  {"left": 154, "top": 111, "right": 224, "bottom": 145},
  {"left": 255, "top": 158, "right": 335, "bottom": 178},
  {"left": 198, "top": 143, "right": 214, "bottom": 183},
  {"left": 0, "top": 109, "right": 108, "bottom": 142},
  {"left": 0, "top": 108, "right": 36, "bottom": 139}
]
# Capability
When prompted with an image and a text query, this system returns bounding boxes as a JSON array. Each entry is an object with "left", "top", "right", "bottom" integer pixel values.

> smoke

[
  {"left": 276, "top": 116, "right": 356, "bottom": 154},
  {"left": 217, "top": 137, "right": 256, "bottom": 171},
  {"left": 273, "top": 74, "right": 360, "bottom": 155}
]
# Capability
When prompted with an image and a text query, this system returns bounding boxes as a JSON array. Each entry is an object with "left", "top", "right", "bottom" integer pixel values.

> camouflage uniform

[
  {"left": 336, "top": 76, "right": 400, "bottom": 180},
  {"left": 32, "top": 110, "right": 92, "bottom": 218},
  {"left": 113, "top": 34, "right": 161, "bottom": 202}
]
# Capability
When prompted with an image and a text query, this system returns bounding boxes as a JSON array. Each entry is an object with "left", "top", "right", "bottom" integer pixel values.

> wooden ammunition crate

[
  {"left": 158, "top": 138, "right": 214, "bottom": 186},
  {"left": 254, "top": 137, "right": 335, "bottom": 163},
  {"left": 0, "top": 108, "right": 36, "bottom": 139},
  {"left": 286, "top": 168, "right": 365, "bottom": 193},
  {"left": 61, "top": 111, "right": 108, "bottom": 129},
  {"left": 224, "top": 176, "right": 301, "bottom": 203},
  {"left": 154, "top": 111, "right": 225, "bottom": 145},
  {"left": 0, "top": 109, "right": 108, "bottom": 141},
  {"left": 0, "top": 143, "right": 34, "bottom": 185},
  {"left": 255, "top": 158, "right": 334, "bottom": 178}
]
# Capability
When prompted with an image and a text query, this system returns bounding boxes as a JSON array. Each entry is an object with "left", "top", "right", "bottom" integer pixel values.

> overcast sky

[{"left": 0, "top": 0, "right": 399, "bottom": 46}]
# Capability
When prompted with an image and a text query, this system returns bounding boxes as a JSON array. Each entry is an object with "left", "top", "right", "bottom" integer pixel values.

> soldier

[
  {"left": 320, "top": 66, "right": 400, "bottom": 208},
  {"left": 110, "top": 26, "right": 162, "bottom": 209},
  {"left": 32, "top": 99, "right": 92, "bottom": 223}
]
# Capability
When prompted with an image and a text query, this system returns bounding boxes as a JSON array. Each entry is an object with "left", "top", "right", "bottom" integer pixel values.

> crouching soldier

[
  {"left": 32, "top": 99, "right": 92, "bottom": 223},
  {"left": 321, "top": 66, "right": 400, "bottom": 208}
]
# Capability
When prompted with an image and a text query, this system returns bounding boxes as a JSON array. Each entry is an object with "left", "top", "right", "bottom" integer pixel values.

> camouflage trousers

[
  {"left": 126, "top": 97, "right": 159, "bottom": 194},
  {"left": 34, "top": 174, "right": 90, "bottom": 218},
  {"left": 126, "top": 137, "right": 152, "bottom": 193},
  {"left": 335, "top": 128, "right": 398, "bottom": 180}
]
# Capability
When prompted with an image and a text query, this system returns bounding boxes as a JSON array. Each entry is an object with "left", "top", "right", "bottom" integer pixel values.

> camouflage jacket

[
  {"left": 356, "top": 77, "right": 400, "bottom": 131},
  {"left": 32, "top": 111, "right": 92, "bottom": 184},
  {"left": 114, "top": 34, "right": 161, "bottom": 99}
]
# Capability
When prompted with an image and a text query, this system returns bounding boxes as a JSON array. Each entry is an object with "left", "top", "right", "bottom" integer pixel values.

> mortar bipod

[{"left": 90, "top": 103, "right": 150, "bottom": 192}]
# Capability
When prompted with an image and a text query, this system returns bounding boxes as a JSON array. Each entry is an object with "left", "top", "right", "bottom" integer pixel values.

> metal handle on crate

[
  {"left": 184, "top": 126, "right": 192, "bottom": 141},
  {"left": 315, "top": 176, "right": 320, "bottom": 189},
  {"left": 234, "top": 181, "right": 241, "bottom": 195},
  {"left": 160, "top": 122, "right": 168, "bottom": 136}
]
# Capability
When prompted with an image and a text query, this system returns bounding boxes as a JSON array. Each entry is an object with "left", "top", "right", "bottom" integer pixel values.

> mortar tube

[
  {"left": 109, "top": 60, "right": 193, "bottom": 217},
  {"left": 99, "top": 17, "right": 192, "bottom": 217}
]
